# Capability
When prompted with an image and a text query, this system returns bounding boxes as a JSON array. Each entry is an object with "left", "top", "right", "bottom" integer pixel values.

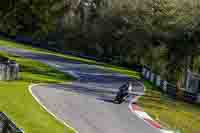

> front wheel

[{"left": 114, "top": 96, "right": 123, "bottom": 104}]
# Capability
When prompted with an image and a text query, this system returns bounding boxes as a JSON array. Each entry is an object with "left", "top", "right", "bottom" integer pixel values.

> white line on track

[{"left": 28, "top": 84, "right": 78, "bottom": 133}]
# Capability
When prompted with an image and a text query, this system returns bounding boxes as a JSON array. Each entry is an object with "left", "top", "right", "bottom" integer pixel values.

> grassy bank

[
  {"left": 138, "top": 81, "right": 200, "bottom": 133},
  {"left": 0, "top": 52, "right": 75, "bottom": 133},
  {"left": 0, "top": 39, "right": 140, "bottom": 79}
]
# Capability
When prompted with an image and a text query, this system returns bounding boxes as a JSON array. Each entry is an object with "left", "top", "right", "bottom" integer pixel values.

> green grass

[
  {"left": 0, "top": 52, "right": 75, "bottom": 133},
  {"left": 138, "top": 81, "right": 200, "bottom": 133}
]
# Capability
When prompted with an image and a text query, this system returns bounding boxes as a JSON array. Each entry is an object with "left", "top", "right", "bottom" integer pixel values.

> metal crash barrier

[{"left": 0, "top": 112, "right": 24, "bottom": 133}]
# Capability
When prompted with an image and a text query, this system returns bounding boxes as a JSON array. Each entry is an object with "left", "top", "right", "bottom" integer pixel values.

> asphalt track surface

[{"left": 0, "top": 46, "right": 161, "bottom": 133}]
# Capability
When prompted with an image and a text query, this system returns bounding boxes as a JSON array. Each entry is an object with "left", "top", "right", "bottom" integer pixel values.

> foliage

[{"left": 0, "top": 0, "right": 70, "bottom": 36}]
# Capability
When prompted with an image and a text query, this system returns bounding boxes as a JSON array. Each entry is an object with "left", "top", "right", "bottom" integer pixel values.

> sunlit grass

[{"left": 139, "top": 81, "right": 200, "bottom": 133}]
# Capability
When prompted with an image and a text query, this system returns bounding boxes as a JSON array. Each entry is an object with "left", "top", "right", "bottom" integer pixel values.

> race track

[{"left": 0, "top": 46, "right": 161, "bottom": 133}]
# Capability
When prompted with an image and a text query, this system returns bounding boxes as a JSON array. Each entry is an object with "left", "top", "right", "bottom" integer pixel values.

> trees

[
  {"left": 0, "top": 0, "right": 199, "bottom": 88},
  {"left": 0, "top": 0, "right": 70, "bottom": 36}
]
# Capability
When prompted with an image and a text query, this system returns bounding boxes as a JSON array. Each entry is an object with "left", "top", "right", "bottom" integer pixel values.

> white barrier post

[
  {"left": 0, "top": 64, "right": 2, "bottom": 80},
  {"left": 163, "top": 80, "right": 168, "bottom": 92},
  {"left": 197, "top": 94, "right": 200, "bottom": 103},
  {"left": 6, "top": 64, "right": 11, "bottom": 80},
  {"left": 156, "top": 75, "right": 161, "bottom": 87},
  {"left": 150, "top": 73, "right": 154, "bottom": 83},
  {"left": 146, "top": 70, "right": 148, "bottom": 79},
  {"left": 142, "top": 67, "right": 146, "bottom": 76},
  {"left": 10, "top": 64, "right": 13, "bottom": 80},
  {"left": 11, "top": 64, "right": 16, "bottom": 80},
  {"left": 146, "top": 71, "right": 150, "bottom": 80},
  {"left": 2, "top": 64, "right": 6, "bottom": 80},
  {"left": 15, "top": 64, "right": 19, "bottom": 80}
]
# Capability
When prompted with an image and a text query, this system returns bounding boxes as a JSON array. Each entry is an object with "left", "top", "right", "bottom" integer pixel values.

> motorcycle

[
  {"left": 114, "top": 81, "right": 134, "bottom": 104},
  {"left": 114, "top": 82, "right": 130, "bottom": 104},
  {"left": 114, "top": 91, "right": 129, "bottom": 104}
]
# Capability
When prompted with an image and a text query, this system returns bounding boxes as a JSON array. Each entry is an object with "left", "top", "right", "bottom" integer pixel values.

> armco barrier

[
  {"left": 148, "top": 71, "right": 151, "bottom": 80},
  {"left": 0, "top": 61, "right": 19, "bottom": 81},
  {"left": 162, "top": 80, "right": 168, "bottom": 92},
  {"left": 142, "top": 66, "right": 199, "bottom": 103},
  {"left": 156, "top": 75, "right": 161, "bottom": 87},
  {"left": 183, "top": 91, "right": 198, "bottom": 103},
  {"left": 142, "top": 68, "right": 146, "bottom": 77},
  {"left": 166, "top": 83, "right": 177, "bottom": 98},
  {"left": 197, "top": 95, "right": 200, "bottom": 103},
  {"left": 159, "top": 79, "right": 165, "bottom": 91},
  {"left": 0, "top": 112, "right": 24, "bottom": 133},
  {"left": 150, "top": 72, "right": 155, "bottom": 83}
]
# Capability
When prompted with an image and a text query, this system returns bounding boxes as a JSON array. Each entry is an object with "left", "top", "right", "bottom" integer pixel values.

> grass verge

[
  {"left": 0, "top": 51, "right": 75, "bottom": 133},
  {"left": 138, "top": 81, "right": 200, "bottom": 133}
]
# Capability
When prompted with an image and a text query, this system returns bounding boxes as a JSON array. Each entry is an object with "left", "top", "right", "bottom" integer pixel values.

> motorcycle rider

[{"left": 114, "top": 81, "right": 133, "bottom": 104}]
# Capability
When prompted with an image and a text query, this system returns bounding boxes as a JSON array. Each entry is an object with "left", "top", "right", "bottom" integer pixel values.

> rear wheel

[{"left": 114, "top": 96, "right": 123, "bottom": 104}]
